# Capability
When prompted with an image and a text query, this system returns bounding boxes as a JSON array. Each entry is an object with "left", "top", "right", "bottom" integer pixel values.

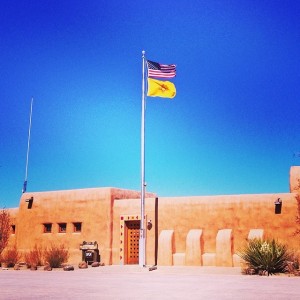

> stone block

[
  {"left": 44, "top": 265, "right": 52, "bottom": 271},
  {"left": 158, "top": 230, "right": 174, "bottom": 266},
  {"left": 91, "top": 262, "right": 100, "bottom": 267},
  {"left": 216, "top": 229, "right": 233, "bottom": 267},
  {"left": 202, "top": 253, "right": 216, "bottom": 266},
  {"left": 185, "top": 229, "right": 203, "bottom": 266},
  {"left": 63, "top": 265, "right": 74, "bottom": 271},
  {"left": 78, "top": 261, "right": 88, "bottom": 269},
  {"left": 173, "top": 253, "right": 185, "bottom": 266},
  {"left": 232, "top": 254, "right": 242, "bottom": 267},
  {"left": 248, "top": 229, "right": 264, "bottom": 240}
]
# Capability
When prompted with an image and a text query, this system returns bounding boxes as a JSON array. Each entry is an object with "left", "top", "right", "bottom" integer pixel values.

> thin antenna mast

[{"left": 22, "top": 97, "right": 33, "bottom": 193}]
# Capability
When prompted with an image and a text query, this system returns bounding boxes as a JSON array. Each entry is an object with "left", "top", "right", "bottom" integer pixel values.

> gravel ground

[{"left": 0, "top": 265, "right": 299, "bottom": 299}]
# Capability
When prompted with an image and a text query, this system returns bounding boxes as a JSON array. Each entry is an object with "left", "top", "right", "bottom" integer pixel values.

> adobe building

[{"left": 7, "top": 166, "right": 300, "bottom": 267}]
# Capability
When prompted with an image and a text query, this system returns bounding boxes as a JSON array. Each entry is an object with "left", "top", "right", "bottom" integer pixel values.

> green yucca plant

[{"left": 238, "top": 238, "right": 291, "bottom": 276}]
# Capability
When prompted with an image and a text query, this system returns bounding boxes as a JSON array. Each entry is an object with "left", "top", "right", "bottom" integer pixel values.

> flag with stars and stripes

[{"left": 147, "top": 60, "right": 176, "bottom": 79}]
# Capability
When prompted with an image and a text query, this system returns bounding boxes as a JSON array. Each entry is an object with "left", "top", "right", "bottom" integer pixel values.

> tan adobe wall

[
  {"left": 6, "top": 166, "right": 300, "bottom": 267},
  {"left": 112, "top": 193, "right": 299, "bottom": 267},
  {"left": 156, "top": 193, "right": 299, "bottom": 265},
  {"left": 15, "top": 188, "right": 144, "bottom": 264},
  {"left": 290, "top": 166, "right": 300, "bottom": 193},
  {"left": 6, "top": 207, "right": 19, "bottom": 248}
]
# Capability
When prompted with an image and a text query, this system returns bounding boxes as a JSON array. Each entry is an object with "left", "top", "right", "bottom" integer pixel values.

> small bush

[
  {"left": 0, "top": 245, "right": 21, "bottom": 267},
  {"left": 287, "top": 251, "right": 300, "bottom": 271},
  {"left": 44, "top": 243, "right": 69, "bottom": 268},
  {"left": 24, "top": 244, "right": 44, "bottom": 267},
  {"left": 238, "top": 238, "right": 292, "bottom": 276},
  {"left": 0, "top": 208, "right": 10, "bottom": 255}
]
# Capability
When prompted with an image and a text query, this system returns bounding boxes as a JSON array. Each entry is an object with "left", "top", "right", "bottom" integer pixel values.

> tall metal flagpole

[
  {"left": 139, "top": 50, "right": 146, "bottom": 267},
  {"left": 22, "top": 97, "right": 33, "bottom": 193}
]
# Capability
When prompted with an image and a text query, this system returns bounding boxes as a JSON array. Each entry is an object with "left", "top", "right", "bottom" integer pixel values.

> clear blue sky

[{"left": 1, "top": 1, "right": 300, "bottom": 208}]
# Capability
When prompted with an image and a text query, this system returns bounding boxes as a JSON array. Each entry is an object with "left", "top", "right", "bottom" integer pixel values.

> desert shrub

[
  {"left": 24, "top": 244, "right": 44, "bottom": 267},
  {"left": 238, "top": 238, "right": 292, "bottom": 276},
  {"left": 44, "top": 243, "right": 69, "bottom": 268},
  {"left": 0, "top": 245, "right": 21, "bottom": 267},
  {"left": 287, "top": 251, "right": 300, "bottom": 270},
  {"left": 0, "top": 208, "right": 10, "bottom": 255}
]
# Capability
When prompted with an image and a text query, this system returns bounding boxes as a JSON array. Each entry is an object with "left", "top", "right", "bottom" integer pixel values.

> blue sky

[{"left": 1, "top": 1, "right": 300, "bottom": 207}]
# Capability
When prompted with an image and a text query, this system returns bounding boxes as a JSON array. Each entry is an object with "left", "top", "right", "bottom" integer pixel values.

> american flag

[{"left": 147, "top": 60, "right": 176, "bottom": 79}]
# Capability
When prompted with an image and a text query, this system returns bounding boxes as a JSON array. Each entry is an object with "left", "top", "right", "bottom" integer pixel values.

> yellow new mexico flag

[{"left": 147, "top": 78, "right": 176, "bottom": 99}]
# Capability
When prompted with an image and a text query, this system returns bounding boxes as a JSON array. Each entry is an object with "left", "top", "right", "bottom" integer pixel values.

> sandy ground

[{"left": 0, "top": 265, "right": 299, "bottom": 299}]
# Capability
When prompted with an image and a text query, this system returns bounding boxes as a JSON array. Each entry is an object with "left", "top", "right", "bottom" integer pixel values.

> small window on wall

[
  {"left": 11, "top": 225, "right": 16, "bottom": 234},
  {"left": 43, "top": 223, "right": 52, "bottom": 233},
  {"left": 73, "top": 222, "right": 82, "bottom": 233},
  {"left": 58, "top": 223, "right": 67, "bottom": 233}
]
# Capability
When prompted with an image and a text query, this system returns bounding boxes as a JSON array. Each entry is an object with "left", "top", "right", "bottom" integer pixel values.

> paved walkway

[{"left": 0, "top": 266, "right": 299, "bottom": 299}]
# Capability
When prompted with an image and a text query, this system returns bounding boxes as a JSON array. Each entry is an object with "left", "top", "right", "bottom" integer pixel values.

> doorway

[{"left": 125, "top": 220, "right": 140, "bottom": 264}]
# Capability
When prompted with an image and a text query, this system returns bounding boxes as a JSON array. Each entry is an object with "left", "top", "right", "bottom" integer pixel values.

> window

[
  {"left": 43, "top": 223, "right": 52, "bottom": 233},
  {"left": 58, "top": 223, "right": 67, "bottom": 233},
  {"left": 11, "top": 225, "right": 16, "bottom": 234},
  {"left": 73, "top": 222, "right": 82, "bottom": 233}
]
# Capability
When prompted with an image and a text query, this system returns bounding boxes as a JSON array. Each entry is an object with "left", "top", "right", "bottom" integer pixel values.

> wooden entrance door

[{"left": 125, "top": 220, "right": 140, "bottom": 264}]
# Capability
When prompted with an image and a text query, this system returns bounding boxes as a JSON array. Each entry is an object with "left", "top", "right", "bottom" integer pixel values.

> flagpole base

[{"left": 139, "top": 234, "right": 146, "bottom": 267}]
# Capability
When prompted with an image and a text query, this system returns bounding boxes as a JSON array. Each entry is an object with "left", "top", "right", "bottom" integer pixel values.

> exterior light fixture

[
  {"left": 274, "top": 198, "right": 282, "bottom": 214},
  {"left": 147, "top": 219, "right": 153, "bottom": 230}
]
